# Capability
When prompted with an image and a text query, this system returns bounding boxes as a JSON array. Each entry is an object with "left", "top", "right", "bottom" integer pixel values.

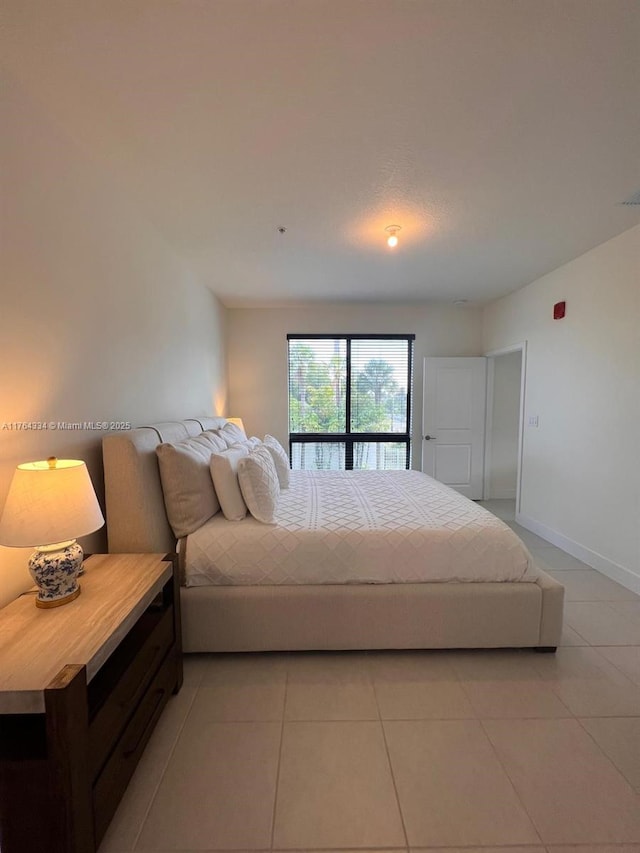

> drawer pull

[{"left": 123, "top": 688, "right": 166, "bottom": 758}]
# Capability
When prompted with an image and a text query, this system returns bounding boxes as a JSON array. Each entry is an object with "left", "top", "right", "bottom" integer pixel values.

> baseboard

[{"left": 516, "top": 512, "right": 640, "bottom": 596}]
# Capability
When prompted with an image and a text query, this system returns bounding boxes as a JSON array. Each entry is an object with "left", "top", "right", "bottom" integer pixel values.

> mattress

[{"left": 183, "top": 469, "right": 537, "bottom": 587}]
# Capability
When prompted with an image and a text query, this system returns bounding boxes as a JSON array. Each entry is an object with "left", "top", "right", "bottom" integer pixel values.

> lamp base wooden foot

[{"left": 36, "top": 586, "right": 81, "bottom": 609}]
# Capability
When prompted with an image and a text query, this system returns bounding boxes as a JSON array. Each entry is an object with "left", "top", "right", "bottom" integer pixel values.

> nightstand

[{"left": 0, "top": 553, "right": 182, "bottom": 853}]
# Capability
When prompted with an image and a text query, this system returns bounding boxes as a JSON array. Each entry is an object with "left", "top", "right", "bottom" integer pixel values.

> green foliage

[
  {"left": 289, "top": 344, "right": 405, "bottom": 434},
  {"left": 352, "top": 358, "right": 399, "bottom": 432},
  {"left": 356, "top": 359, "right": 397, "bottom": 404},
  {"left": 289, "top": 342, "right": 346, "bottom": 433}
]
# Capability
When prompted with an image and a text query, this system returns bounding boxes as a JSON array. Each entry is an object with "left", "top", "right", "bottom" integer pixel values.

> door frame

[{"left": 483, "top": 342, "right": 527, "bottom": 513}]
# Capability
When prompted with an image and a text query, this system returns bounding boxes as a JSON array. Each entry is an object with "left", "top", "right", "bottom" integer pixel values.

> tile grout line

[
  {"left": 573, "top": 713, "right": 640, "bottom": 793},
  {"left": 532, "top": 644, "right": 640, "bottom": 719},
  {"left": 263, "top": 846, "right": 640, "bottom": 852},
  {"left": 369, "top": 657, "right": 411, "bottom": 851},
  {"left": 590, "top": 645, "right": 640, "bottom": 688},
  {"left": 564, "top": 599, "right": 640, "bottom": 647},
  {"left": 528, "top": 649, "right": 588, "bottom": 717},
  {"left": 124, "top": 650, "right": 640, "bottom": 851},
  {"left": 269, "top": 666, "right": 289, "bottom": 852},
  {"left": 521, "top": 656, "right": 575, "bottom": 720},
  {"left": 271, "top": 847, "right": 407, "bottom": 852},
  {"left": 562, "top": 622, "right": 591, "bottom": 645},
  {"left": 541, "top": 846, "right": 640, "bottom": 852},
  {"left": 130, "top": 681, "right": 200, "bottom": 853},
  {"left": 536, "top": 683, "right": 574, "bottom": 719},
  {"left": 478, "top": 717, "right": 546, "bottom": 847}
]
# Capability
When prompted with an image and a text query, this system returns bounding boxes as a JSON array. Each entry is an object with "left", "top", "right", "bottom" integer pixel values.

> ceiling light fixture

[{"left": 385, "top": 225, "right": 401, "bottom": 248}]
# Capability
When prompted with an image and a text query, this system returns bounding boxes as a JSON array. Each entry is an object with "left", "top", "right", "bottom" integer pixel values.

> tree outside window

[{"left": 288, "top": 335, "right": 414, "bottom": 471}]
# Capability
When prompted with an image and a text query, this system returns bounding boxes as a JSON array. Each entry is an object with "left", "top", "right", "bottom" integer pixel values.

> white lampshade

[
  {"left": 226, "top": 417, "right": 245, "bottom": 433},
  {"left": 0, "top": 458, "right": 105, "bottom": 547}
]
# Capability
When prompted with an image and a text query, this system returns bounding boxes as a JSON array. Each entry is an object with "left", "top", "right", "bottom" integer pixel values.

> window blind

[{"left": 287, "top": 334, "right": 414, "bottom": 471}]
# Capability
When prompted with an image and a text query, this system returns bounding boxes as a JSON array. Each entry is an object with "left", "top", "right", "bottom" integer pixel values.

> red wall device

[{"left": 553, "top": 301, "right": 566, "bottom": 319}]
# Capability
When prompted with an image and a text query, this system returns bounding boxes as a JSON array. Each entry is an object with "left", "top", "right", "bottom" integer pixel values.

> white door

[{"left": 422, "top": 357, "right": 487, "bottom": 498}]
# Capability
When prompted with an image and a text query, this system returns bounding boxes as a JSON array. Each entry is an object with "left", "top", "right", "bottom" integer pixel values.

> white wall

[
  {"left": 488, "top": 350, "right": 521, "bottom": 499},
  {"left": 483, "top": 225, "right": 640, "bottom": 590},
  {"left": 0, "top": 79, "right": 228, "bottom": 608},
  {"left": 227, "top": 303, "right": 483, "bottom": 465}
]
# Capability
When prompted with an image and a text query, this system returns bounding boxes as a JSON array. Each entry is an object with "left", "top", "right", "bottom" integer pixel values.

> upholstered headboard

[{"left": 102, "top": 417, "right": 228, "bottom": 553}]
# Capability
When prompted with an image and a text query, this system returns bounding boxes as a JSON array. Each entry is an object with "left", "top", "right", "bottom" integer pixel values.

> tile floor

[{"left": 100, "top": 500, "right": 640, "bottom": 852}]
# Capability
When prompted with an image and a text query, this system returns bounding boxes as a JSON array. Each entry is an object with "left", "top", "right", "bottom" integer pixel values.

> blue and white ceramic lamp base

[{"left": 29, "top": 540, "right": 84, "bottom": 608}]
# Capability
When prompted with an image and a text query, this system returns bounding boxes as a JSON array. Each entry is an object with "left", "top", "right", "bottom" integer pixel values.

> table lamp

[{"left": 0, "top": 457, "right": 105, "bottom": 608}]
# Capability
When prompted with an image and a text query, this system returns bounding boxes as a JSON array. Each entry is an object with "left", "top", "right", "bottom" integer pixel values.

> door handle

[{"left": 424, "top": 435, "right": 436, "bottom": 440}]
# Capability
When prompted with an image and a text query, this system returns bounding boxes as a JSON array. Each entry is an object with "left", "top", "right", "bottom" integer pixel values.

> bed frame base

[
  {"left": 180, "top": 575, "right": 564, "bottom": 653},
  {"left": 103, "top": 418, "right": 565, "bottom": 654}
]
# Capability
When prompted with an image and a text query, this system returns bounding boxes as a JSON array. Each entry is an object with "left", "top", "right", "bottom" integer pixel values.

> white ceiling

[{"left": 4, "top": 0, "right": 639, "bottom": 306}]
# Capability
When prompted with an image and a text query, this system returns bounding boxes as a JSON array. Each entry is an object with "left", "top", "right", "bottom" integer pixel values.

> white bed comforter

[{"left": 184, "top": 470, "right": 537, "bottom": 587}]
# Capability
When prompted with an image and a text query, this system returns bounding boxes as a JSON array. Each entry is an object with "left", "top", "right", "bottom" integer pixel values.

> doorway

[
  {"left": 484, "top": 343, "right": 526, "bottom": 515},
  {"left": 421, "top": 357, "right": 487, "bottom": 499}
]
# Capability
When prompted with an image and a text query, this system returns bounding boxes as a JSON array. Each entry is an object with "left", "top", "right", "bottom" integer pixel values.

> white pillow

[
  {"left": 217, "top": 422, "right": 247, "bottom": 447},
  {"left": 237, "top": 446, "right": 280, "bottom": 524},
  {"left": 203, "top": 430, "right": 231, "bottom": 452},
  {"left": 231, "top": 436, "right": 262, "bottom": 450},
  {"left": 210, "top": 446, "right": 250, "bottom": 521},
  {"left": 156, "top": 432, "right": 225, "bottom": 537},
  {"left": 263, "top": 434, "right": 290, "bottom": 488}
]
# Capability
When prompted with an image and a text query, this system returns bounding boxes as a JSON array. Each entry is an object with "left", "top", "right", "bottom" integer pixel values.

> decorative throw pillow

[
  {"left": 237, "top": 445, "right": 280, "bottom": 524},
  {"left": 230, "top": 436, "right": 262, "bottom": 450},
  {"left": 210, "top": 446, "right": 250, "bottom": 521},
  {"left": 156, "top": 432, "right": 225, "bottom": 538},
  {"left": 263, "top": 434, "right": 290, "bottom": 488},
  {"left": 217, "top": 421, "right": 247, "bottom": 447},
  {"left": 203, "top": 430, "right": 232, "bottom": 452}
]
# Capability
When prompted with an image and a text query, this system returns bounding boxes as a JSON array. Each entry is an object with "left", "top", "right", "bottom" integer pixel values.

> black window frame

[{"left": 287, "top": 333, "right": 415, "bottom": 470}]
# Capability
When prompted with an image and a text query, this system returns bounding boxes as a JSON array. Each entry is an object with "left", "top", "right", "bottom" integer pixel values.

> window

[{"left": 288, "top": 334, "right": 415, "bottom": 470}]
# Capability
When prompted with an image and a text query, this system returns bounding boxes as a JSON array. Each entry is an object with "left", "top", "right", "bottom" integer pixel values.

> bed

[{"left": 102, "top": 418, "right": 563, "bottom": 652}]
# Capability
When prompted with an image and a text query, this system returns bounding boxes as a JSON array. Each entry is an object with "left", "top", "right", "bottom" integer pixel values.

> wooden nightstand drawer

[
  {"left": 88, "top": 604, "right": 174, "bottom": 777},
  {"left": 0, "top": 554, "right": 182, "bottom": 853},
  {"left": 92, "top": 646, "right": 177, "bottom": 845}
]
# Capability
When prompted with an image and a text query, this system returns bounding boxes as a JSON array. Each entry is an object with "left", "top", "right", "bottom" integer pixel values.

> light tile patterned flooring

[{"left": 100, "top": 500, "right": 640, "bottom": 852}]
